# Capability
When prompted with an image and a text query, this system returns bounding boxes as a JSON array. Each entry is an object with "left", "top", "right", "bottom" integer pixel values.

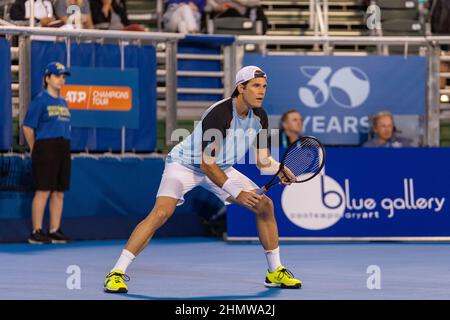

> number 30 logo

[{"left": 298, "top": 66, "right": 370, "bottom": 109}]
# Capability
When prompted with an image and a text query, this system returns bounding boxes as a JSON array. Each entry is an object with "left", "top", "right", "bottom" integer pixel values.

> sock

[
  {"left": 49, "top": 228, "right": 57, "bottom": 234},
  {"left": 264, "top": 247, "right": 282, "bottom": 273},
  {"left": 111, "top": 249, "right": 135, "bottom": 274}
]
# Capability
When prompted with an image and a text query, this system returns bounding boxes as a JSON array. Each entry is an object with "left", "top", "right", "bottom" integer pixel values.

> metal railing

[
  {"left": 1, "top": 26, "right": 450, "bottom": 148},
  {"left": 0, "top": 26, "right": 183, "bottom": 150}
]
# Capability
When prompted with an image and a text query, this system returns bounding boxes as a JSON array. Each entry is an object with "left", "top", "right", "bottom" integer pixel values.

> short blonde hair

[{"left": 372, "top": 111, "right": 394, "bottom": 128}]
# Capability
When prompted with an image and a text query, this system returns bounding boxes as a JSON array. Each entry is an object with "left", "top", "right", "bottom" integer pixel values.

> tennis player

[{"left": 104, "top": 66, "right": 302, "bottom": 293}]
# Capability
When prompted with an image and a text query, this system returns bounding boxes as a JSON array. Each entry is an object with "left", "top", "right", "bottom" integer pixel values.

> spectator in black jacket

[
  {"left": 430, "top": 0, "right": 450, "bottom": 34},
  {"left": 89, "top": 0, "right": 130, "bottom": 30}
]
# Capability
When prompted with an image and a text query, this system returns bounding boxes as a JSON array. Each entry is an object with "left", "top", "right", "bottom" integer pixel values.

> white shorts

[{"left": 156, "top": 162, "right": 259, "bottom": 206}]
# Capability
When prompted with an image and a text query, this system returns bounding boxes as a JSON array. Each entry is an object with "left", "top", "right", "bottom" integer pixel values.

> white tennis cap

[{"left": 235, "top": 65, "right": 267, "bottom": 86}]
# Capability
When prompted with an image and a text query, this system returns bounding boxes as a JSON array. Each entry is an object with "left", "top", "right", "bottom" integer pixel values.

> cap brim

[{"left": 48, "top": 71, "right": 71, "bottom": 76}]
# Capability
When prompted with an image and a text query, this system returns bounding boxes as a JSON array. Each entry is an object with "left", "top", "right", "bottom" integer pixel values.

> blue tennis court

[{"left": 1, "top": 238, "right": 449, "bottom": 300}]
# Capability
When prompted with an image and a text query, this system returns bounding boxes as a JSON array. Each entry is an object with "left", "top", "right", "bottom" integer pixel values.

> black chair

[
  {"left": 376, "top": 0, "right": 417, "bottom": 10},
  {"left": 381, "top": 19, "right": 424, "bottom": 36},
  {"left": 209, "top": 16, "right": 260, "bottom": 35}
]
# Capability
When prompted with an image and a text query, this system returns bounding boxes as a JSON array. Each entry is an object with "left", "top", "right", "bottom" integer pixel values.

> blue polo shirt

[
  {"left": 23, "top": 91, "right": 71, "bottom": 141},
  {"left": 167, "top": 97, "right": 268, "bottom": 173}
]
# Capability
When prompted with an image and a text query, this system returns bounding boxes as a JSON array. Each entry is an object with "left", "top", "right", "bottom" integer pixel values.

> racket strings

[{"left": 282, "top": 139, "right": 324, "bottom": 182}]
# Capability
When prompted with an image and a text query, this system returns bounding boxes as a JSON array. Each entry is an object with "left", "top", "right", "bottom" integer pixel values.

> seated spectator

[
  {"left": 89, "top": 0, "right": 132, "bottom": 30},
  {"left": 363, "top": 111, "right": 410, "bottom": 148},
  {"left": 278, "top": 109, "right": 303, "bottom": 148},
  {"left": 55, "top": 0, "right": 94, "bottom": 29},
  {"left": 9, "top": 0, "right": 63, "bottom": 27},
  {"left": 430, "top": 0, "right": 450, "bottom": 35},
  {"left": 163, "top": 0, "right": 206, "bottom": 34},
  {"left": 206, "top": 0, "right": 267, "bottom": 34}
]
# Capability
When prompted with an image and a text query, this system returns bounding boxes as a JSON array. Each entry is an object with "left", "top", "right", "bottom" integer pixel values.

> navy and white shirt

[
  {"left": 23, "top": 90, "right": 71, "bottom": 141},
  {"left": 167, "top": 97, "right": 269, "bottom": 172}
]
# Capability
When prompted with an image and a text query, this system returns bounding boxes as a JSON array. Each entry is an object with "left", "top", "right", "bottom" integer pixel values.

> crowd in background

[
  {"left": 8, "top": 0, "right": 144, "bottom": 30},
  {"left": 6, "top": 1, "right": 450, "bottom": 36},
  {"left": 7, "top": 0, "right": 268, "bottom": 34},
  {"left": 5, "top": 1, "right": 450, "bottom": 39},
  {"left": 5, "top": 0, "right": 446, "bottom": 148}
]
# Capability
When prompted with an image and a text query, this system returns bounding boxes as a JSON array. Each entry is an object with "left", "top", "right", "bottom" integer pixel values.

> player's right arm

[{"left": 200, "top": 151, "right": 262, "bottom": 208}]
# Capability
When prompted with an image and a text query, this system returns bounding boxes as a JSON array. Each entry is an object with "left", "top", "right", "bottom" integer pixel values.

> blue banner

[
  {"left": 0, "top": 38, "right": 12, "bottom": 150},
  {"left": 31, "top": 41, "right": 157, "bottom": 152},
  {"left": 0, "top": 156, "right": 223, "bottom": 242},
  {"left": 243, "top": 54, "right": 427, "bottom": 145},
  {"left": 64, "top": 67, "right": 140, "bottom": 129},
  {"left": 227, "top": 148, "right": 450, "bottom": 240}
]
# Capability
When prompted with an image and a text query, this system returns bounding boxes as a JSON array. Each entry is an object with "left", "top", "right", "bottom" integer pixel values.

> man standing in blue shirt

[{"left": 23, "top": 62, "right": 72, "bottom": 245}]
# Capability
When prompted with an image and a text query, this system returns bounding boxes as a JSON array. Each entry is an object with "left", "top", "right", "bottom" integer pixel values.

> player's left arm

[{"left": 201, "top": 150, "right": 263, "bottom": 207}]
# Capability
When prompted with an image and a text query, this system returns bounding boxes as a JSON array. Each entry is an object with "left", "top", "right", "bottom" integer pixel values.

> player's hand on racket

[
  {"left": 236, "top": 190, "right": 263, "bottom": 208},
  {"left": 256, "top": 136, "right": 325, "bottom": 195},
  {"left": 278, "top": 167, "right": 297, "bottom": 186}
]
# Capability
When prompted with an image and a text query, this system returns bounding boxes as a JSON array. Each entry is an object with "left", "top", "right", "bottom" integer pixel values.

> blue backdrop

[
  {"left": 30, "top": 41, "right": 157, "bottom": 152},
  {"left": 0, "top": 38, "right": 12, "bottom": 150},
  {"left": 0, "top": 156, "right": 224, "bottom": 243},
  {"left": 228, "top": 148, "right": 450, "bottom": 240},
  {"left": 244, "top": 54, "right": 427, "bottom": 145}
]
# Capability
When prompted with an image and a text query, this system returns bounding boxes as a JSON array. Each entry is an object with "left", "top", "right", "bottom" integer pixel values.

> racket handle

[{"left": 256, "top": 187, "right": 266, "bottom": 195}]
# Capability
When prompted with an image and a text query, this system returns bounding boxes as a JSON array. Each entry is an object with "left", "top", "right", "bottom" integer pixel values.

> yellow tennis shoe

[
  {"left": 104, "top": 270, "right": 130, "bottom": 293},
  {"left": 264, "top": 266, "right": 302, "bottom": 289}
]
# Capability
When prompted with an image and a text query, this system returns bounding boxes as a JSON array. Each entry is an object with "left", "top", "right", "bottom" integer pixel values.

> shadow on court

[{"left": 118, "top": 288, "right": 283, "bottom": 300}]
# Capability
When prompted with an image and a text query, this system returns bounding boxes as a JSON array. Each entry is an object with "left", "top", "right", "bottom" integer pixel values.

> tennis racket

[{"left": 256, "top": 136, "right": 326, "bottom": 195}]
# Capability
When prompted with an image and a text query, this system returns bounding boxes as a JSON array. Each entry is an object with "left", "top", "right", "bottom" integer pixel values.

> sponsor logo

[
  {"left": 299, "top": 66, "right": 370, "bottom": 109},
  {"left": 61, "top": 85, "right": 132, "bottom": 111},
  {"left": 281, "top": 175, "right": 446, "bottom": 231}
]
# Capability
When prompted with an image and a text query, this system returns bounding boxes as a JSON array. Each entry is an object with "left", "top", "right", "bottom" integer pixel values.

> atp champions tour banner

[
  {"left": 227, "top": 148, "right": 450, "bottom": 240},
  {"left": 243, "top": 54, "right": 427, "bottom": 145},
  {"left": 30, "top": 41, "right": 157, "bottom": 152},
  {"left": 62, "top": 67, "right": 140, "bottom": 129}
]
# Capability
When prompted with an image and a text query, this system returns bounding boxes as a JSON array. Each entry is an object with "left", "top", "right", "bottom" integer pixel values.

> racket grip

[{"left": 256, "top": 187, "right": 266, "bottom": 195}]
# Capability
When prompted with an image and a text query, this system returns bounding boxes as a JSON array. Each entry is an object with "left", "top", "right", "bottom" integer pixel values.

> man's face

[
  {"left": 283, "top": 112, "right": 303, "bottom": 135},
  {"left": 48, "top": 74, "right": 66, "bottom": 90},
  {"left": 239, "top": 78, "right": 267, "bottom": 108},
  {"left": 374, "top": 115, "right": 394, "bottom": 141}
]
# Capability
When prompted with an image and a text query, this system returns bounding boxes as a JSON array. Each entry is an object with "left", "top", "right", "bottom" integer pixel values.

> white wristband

[
  {"left": 222, "top": 179, "right": 243, "bottom": 199},
  {"left": 260, "top": 156, "right": 281, "bottom": 175}
]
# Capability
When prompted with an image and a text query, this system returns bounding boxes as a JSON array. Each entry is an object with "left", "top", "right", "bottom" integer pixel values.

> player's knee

[
  {"left": 256, "top": 196, "right": 274, "bottom": 215},
  {"left": 260, "top": 195, "right": 273, "bottom": 208},
  {"left": 152, "top": 207, "right": 173, "bottom": 223}
]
